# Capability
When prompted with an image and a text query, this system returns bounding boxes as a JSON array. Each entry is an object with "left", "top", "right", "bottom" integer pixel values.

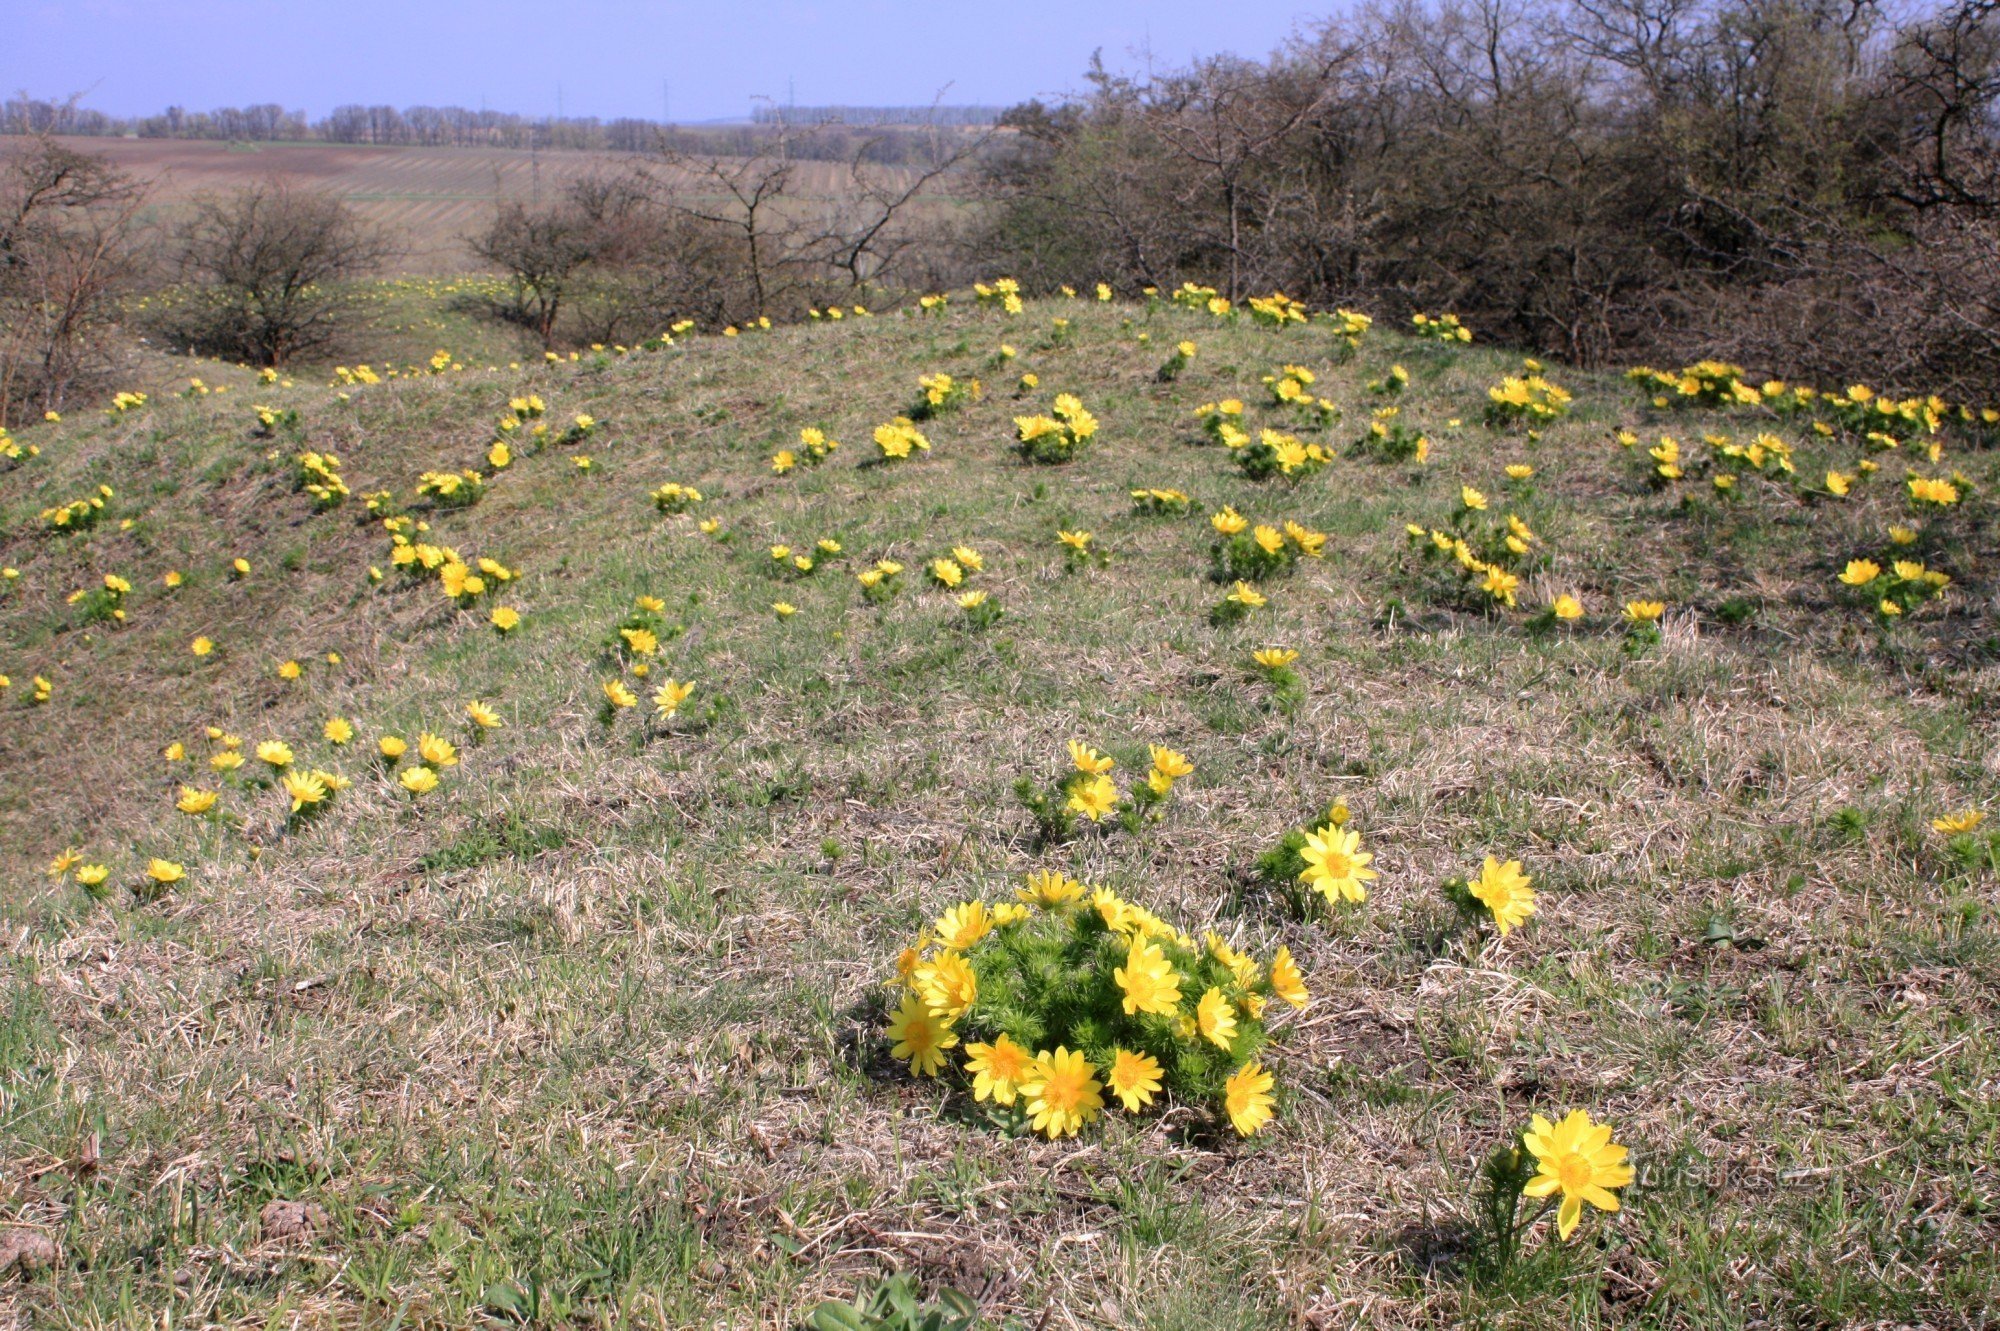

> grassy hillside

[{"left": 1, "top": 291, "right": 1997, "bottom": 1328}]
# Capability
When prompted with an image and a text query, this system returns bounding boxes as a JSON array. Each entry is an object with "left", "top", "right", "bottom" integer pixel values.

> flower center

[{"left": 1556, "top": 1152, "right": 1593, "bottom": 1193}]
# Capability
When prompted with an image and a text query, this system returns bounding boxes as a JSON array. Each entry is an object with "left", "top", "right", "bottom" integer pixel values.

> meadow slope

[{"left": 2, "top": 295, "right": 1998, "bottom": 1329}]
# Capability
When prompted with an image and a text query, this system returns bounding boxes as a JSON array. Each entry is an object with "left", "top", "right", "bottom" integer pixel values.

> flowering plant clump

[
  {"left": 1130, "top": 487, "right": 1194, "bottom": 516},
  {"left": 1367, "top": 364, "right": 1409, "bottom": 397},
  {"left": 1015, "top": 741, "right": 1193, "bottom": 843},
  {"left": 42, "top": 486, "right": 112, "bottom": 532},
  {"left": 1257, "top": 802, "right": 1380, "bottom": 917},
  {"left": 1014, "top": 394, "right": 1099, "bottom": 464},
  {"left": 651, "top": 481, "right": 703, "bottom": 515},
  {"left": 1484, "top": 374, "right": 1573, "bottom": 427},
  {"left": 1627, "top": 360, "right": 1762, "bottom": 410},
  {"left": 1247, "top": 291, "right": 1308, "bottom": 328},
  {"left": 1172, "top": 281, "right": 1229, "bottom": 317},
  {"left": 1404, "top": 491, "right": 1543, "bottom": 611},
  {"left": 415, "top": 469, "right": 484, "bottom": 510},
  {"left": 772, "top": 427, "right": 838, "bottom": 474},
  {"left": 1410, "top": 312, "right": 1472, "bottom": 344},
  {"left": 882, "top": 874, "right": 1306, "bottom": 1139},
  {"left": 1210, "top": 579, "right": 1268, "bottom": 626},
  {"left": 1327, "top": 307, "right": 1372, "bottom": 358},
  {"left": 1209, "top": 508, "right": 1326, "bottom": 582},
  {"left": 857, "top": 559, "right": 906, "bottom": 604},
  {"left": 1834, "top": 555, "right": 1951, "bottom": 622},
  {"left": 1439, "top": 855, "right": 1540, "bottom": 942},
  {"left": 1474, "top": 1108, "right": 1634, "bottom": 1274},
  {"left": 1231, "top": 428, "right": 1331, "bottom": 481},
  {"left": 973, "top": 277, "right": 1024, "bottom": 315},
  {"left": 1264, "top": 367, "right": 1341, "bottom": 427},
  {"left": 1056, "top": 529, "right": 1105, "bottom": 571},
  {"left": 251, "top": 404, "right": 301, "bottom": 438},
  {"left": 912, "top": 372, "right": 980, "bottom": 420},
  {"left": 918, "top": 292, "right": 949, "bottom": 317},
  {"left": 1249, "top": 646, "right": 1304, "bottom": 699},
  {"left": 872, "top": 418, "right": 932, "bottom": 463},
  {"left": 69, "top": 573, "right": 130, "bottom": 626},
  {"left": 294, "top": 451, "right": 349, "bottom": 509},
  {"left": 1155, "top": 340, "right": 1197, "bottom": 382},
  {"left": 1907, "top": 471, "right": 1966, "bottom": 509},
  {"left": 1193, "top": 398, "right": 1247, "bottom": 445},
  {"left": 1353, "top": 406, "right": 1430, "bottom": 464}
]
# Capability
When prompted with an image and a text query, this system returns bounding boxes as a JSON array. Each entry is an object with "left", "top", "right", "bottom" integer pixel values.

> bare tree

[
  {"left": 470, "top": 197, "right": 602, "bottom": 348},
  {"left": 162, "top": 184, "right": 393, "bottom": 365},
  {"left": 0, "top": 137, "right": 147, "bottom": 426},
  {"left": 655, "top": 117, "right": 818, "bottom": 319}
]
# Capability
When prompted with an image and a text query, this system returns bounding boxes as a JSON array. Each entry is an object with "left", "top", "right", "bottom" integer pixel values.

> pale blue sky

[{"left": 10, "top": 1, "right": 1333, "bottom": 122}]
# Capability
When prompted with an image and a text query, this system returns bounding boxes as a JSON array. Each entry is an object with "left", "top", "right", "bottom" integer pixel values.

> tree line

[
  {"left": 972, "top": 0, "right": 2000, "bottom": 398},
  {"left": 0, "top": 95, "right": 995, "bottom": 162}
]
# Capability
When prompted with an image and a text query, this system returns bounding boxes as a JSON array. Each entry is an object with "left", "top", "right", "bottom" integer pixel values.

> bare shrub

[
  {"left": 155, "top": 184, "right": 393, "bottom": 365},
  {"left": 0, "top": 137, "right": 146, "bottom": 425}
]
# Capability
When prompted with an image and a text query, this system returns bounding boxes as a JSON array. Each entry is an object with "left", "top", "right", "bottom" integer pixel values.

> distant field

[{"left": 20, "top": 137, "right": 927, "bottom": 275}]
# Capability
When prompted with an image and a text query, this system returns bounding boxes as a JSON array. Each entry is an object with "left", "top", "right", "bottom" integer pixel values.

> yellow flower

[
  {"left": 232, "top": 558, "right": 251, "bottom": 576},
  {"left": 1068, "top": 740, "right": 1115, "bottom": 774},
  {"left": 490, "top": 606, "right": 520, "bottom": 633},
  {"left": 465, "top": 700, "right": 503, "bottom": 729},
  {"left": 963, "top": 1034, "right": 1034, "bottom": 1105},
  {"left": 1932, "top": 809, "right": 1985, "bottom": 835},
  {"left": 1020, "top": 1047, "right": 1104, "bottom": 1138},
  {"left": 177, "top": 786, "right": 217, "bottom": 815},
  {"left": 886, "top": 991, "right": 957, "bottom": 1076},
  {"left": 1148, "top": 744, "right": 1193, "bottom": 780},
  {"left": 1066, "top": 773, "right": 1120, "bottom": 822},
  {"left": 1210, "top": 506, "right": 1248, "bottom": 535},
  {"left": 210, "top": 750, "right": 245, "bottom": 772},
  {"left": 1196, "top": 987, "right": 1238, "bottom": 1050},
  {"left": 1224, "top": 1060, "right": 1276, "bottom": 1136},
  {"left": 1269, "top": 945, "right": 1309, "bottom": 1009},
  {"left": 190, "top": 636, "right": 214, "bottom": 656},
  {"left": 929, "top": 558, "right": 963, "bottom": 587},
  {"left": 1469, "top": 856, "right": 1537, "bottom": 934},
  {"left": 1522, "top": 1109, "right": 1634, "bottom": 1239},
  {"left": 163, "top": 742, "right": 186, "bottom": 762},
  {"left": 772, "top": 601, "right": 797, "bottom": 618},
  {"left": 916, "top": 951, "right": 978, "bottom": 1020},
  {"left": 378, "top": 735, "right": 407, "bottom": 760},
  {"left": 1299, "top": 824, "right": 1377, "bottom": 903},
  {"left": 1019, "top": 869, "right": 1083, "bottom": 907},
  {"left": 1623, "top": 600, "right": 1665, "bottom": 623},
  {"left": 1838, "top": 558, "right": 1882, "bottom": 586},
  {"left": 323, "top": 716, "right": 354, "bottom": 745},
  {"left": 75, "top": 864, "right": 108, "bottom": 887},
  {"left": 1826, "top": 471, "right": 1852, "bottom": 496},
  {"left": 1551, "top": 594, "right": 1584, "bottom": 621},
  {"left": 145, "top": 858, "right": 186, "bottom": 885},
  {"left": 1057, "top": 529, "right": 1092, "bottom": 551},
  {"left": 1115, "top": 938, "right": 1183, "bottom": 1016},
  {"left": 48, "top": 848, "right": 82, "bottom": 877},
  {"left": 398, "top": 765, "right": 439, "bottom": 794},
  {"left": 255, "top": 740, "right": 293, "bottom": 768},
  {"left": 418, "top": 733, "right": 459, "bottom": 767},
  {"left": 1106, "top": 1048, "right": 1164, "bottom": 1112},
  {"left": 1253, "top": 647, "right": 1299, "bottom": 669},
  {"left": 934, "top": 900, "right": 994, "bottom": 950},
  {"left": 282, "top": 769, "right": 329, "bottom": 813},
  {"left": 1460, "top": 485, "right": 1488, "bottom": 512},
  {"left": 1226, "top": 581, "right": 1266, "bottom": 608},
  {"left": 652, "top": 678, "right": 694, "bottom": 718}
]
